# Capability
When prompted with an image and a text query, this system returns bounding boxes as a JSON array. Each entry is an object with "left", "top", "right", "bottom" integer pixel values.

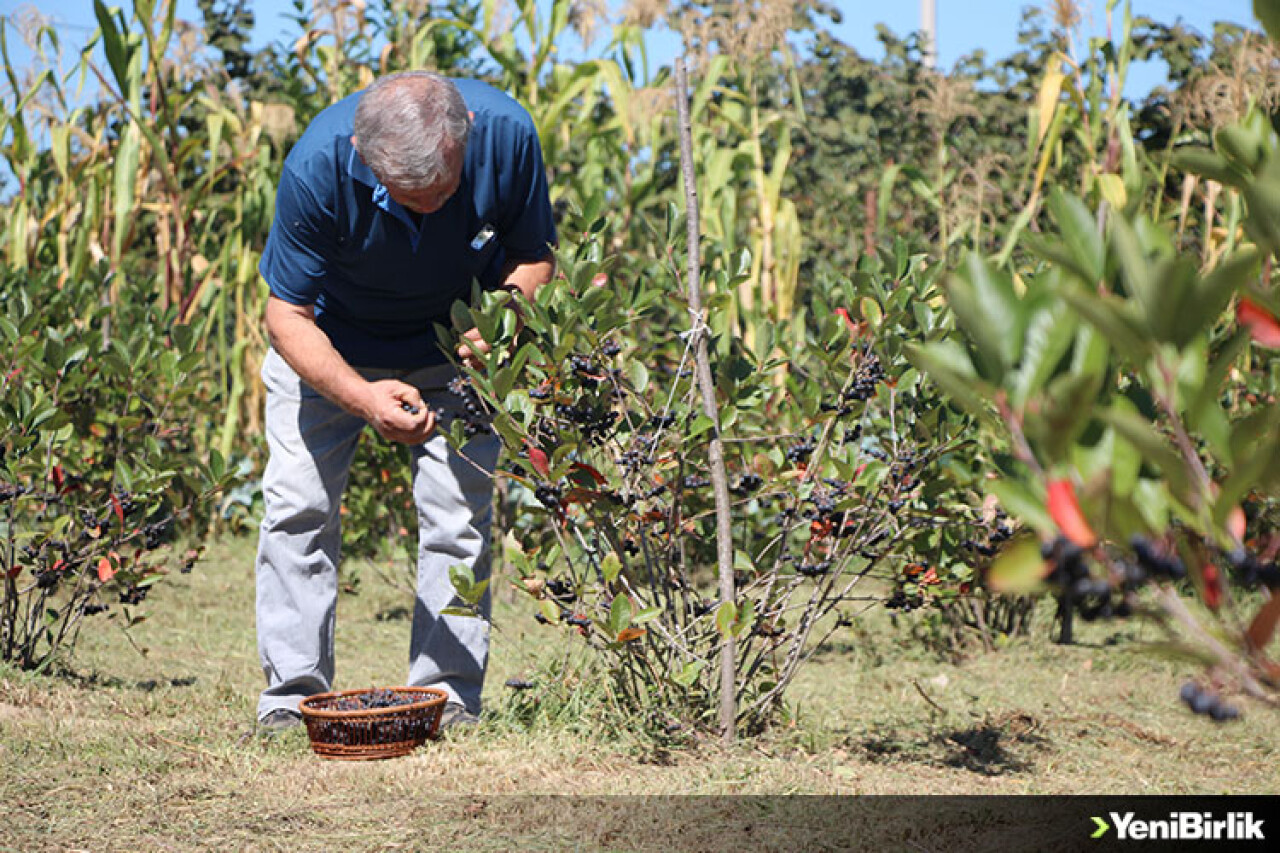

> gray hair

[{"left": 353, "top": 71, "right": 471, "bottom": 190}]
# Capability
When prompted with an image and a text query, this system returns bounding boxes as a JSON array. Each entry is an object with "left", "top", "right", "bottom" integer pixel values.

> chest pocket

[{"left": 465, "top": 223, "right": 504, "bottom": 287}]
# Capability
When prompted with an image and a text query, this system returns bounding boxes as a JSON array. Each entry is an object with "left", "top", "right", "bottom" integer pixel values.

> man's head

[{"left": 352, "top": 71, "right": 471, "bottom": 215}]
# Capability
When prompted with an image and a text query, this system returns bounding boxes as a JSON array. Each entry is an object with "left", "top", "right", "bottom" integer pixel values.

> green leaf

[
  {"left": 1217, "top": 407, "right": 1280, "bottom": 514},
  {"left": 859, "top": 296, "right": 883, "bottom": 329},
  {"left": 111, "top": 124, "right": 141, "bottom": 262},
  {"left": 1057, "top": 288, "right": 1150, "bottom": 362},
  {"left": 672, "top": 660, "right": 704, "bottom": 687},
  {"left": 945, "top": 254, "right": 1023, "bottom": 380},
  {"left": 1242, "top": 155, "right": 1280, "bottom": 254},
  {"left": 490, "top": 363, "right": 515, "bottom": 401},
  {"left": 448, "top": 563, "right": 475, "bottom": 601},
  {"left": 632, "top": 606, "right": 662, "bottom": 624},
  {"left": 1108, "top": 216, "right": 1157, "bottom": 320},
  {"left": 689, "top": 413, "right": 715, "bottom": 439},
  {"left": 1255, "top": 0, "right": 1280, "bottom": 48},
  {"left": 609, "top": 594, "right": 632, "bottom": 635},
  {"left": 1027, "top": 369, "right": 1105, "bottom": 464},
  {"left": 1176, "top": 249, "right": 1259, "bottom": 346},
  {"left": 1172, "top": 147, "right": 1245, "bottom": 188},
  {"left": 1109, "top": 427, "right": 1143, "bottom": 498},
  {"left": 1098, "top": 404, "right": 1192, "bottom": 501},
  {"left": 449, "top": 300, "right": 473, "bottom": 334},
  {"left": 626, "top": 359, "right": 649, "bottom": 394},
  {"left": 714, "top": 600, "right": 737, "bottom": 638},
  {"left": 600, "top": 552, "right": 622, "bottom": 584},
  {"left": 987, "top": 536, "right": 1049, "bottom": 595},
  {"left": 93, "top": 0, "right": 130, "bottom": 95},
  {"left": 539, "top": 599, "right": 560, "bottom": 625},
  {"left": 1187, "top": 332, "right": 1247, "bottom": 464},
  {"left": 1046, "top": 189, "right": 1104, "bottom": 284},
  {"left": 1096, "top": 174, "right": 1127, "bottom": 210},
  {"left": 731, "top": 599, "right": 755, "bottom": 637},
  {"left": 1009, "top": 302, "right": 1076, "bottom": 409},
  {"left": 987, "top": 479, "right": 1054, "bottom": 537},
  {"left": 1146, "top": 259, "right": 1198, "bottom": 345},
  {"left": 904, "top": 342, "right": 993, "bottom": 420}
]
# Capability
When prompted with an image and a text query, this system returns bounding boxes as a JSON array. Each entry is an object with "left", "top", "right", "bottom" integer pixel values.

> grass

[{"left": 1, "top": 534, "right": 1275, "bottom": 851}]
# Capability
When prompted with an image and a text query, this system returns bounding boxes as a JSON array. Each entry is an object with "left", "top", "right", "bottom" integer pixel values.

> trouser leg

[
  {"left": 255, "top": 348, "right": 364, "bottom": 720},
  {"left": 405, "top": 364, "right": 501, "bottom": 713}
]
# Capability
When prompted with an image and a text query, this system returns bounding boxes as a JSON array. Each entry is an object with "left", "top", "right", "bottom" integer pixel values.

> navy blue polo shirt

[{"left": 259, "top": 78, "right": 556, "bottom": 368}]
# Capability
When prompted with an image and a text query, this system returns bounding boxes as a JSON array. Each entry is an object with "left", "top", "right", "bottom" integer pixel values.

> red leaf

[
  {"left": 562, "top": 488, "right": 607, "bottom": 506},
  {"left": 97, "top": 554, "right": 117, "bottom": 583},
  {"left": 834, "top": 307, "right": 859, "bottom": 335},
  {"left": 1202, "top": 562, "right": 1223, "bottom": 610},
  {"left": 616, "top": 627, "right": 646, "bottom": 643},
  {"left": 51, "top": 465, "right": 64, "bottom": 491},
  {"left": 1046, "top": 479, "right": 1097, "bottom": 548},
  {"left": 570, "top": 462, "right": 607, "bottom": 486},
  {"left": 6, "top": 564, "right": 22, "bottom": 579},
  {"left": 1237, "top": 298, "right": 1280, "bottom": 349},
  {"left": 526, "top": 443, "right": 550, "bottom": 478},
  {"left": 1246, "top": 594, "right": 1280, "bottom": 654},
  {"left": 111, "top": 493, "right": 125, "bottom": 526}
]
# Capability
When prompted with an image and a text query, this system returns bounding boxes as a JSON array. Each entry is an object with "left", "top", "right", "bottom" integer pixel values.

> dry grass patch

[{"left": 0, "top": 535, "right": 1275, "bottom": 850}]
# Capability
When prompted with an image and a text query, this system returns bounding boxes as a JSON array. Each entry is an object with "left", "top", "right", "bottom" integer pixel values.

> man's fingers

[
  {"left": 378, "top": 410, "right": 435, "bottom": 445},
  {"left": 456, "top": 327, "right": 493, "bottom": 368}
]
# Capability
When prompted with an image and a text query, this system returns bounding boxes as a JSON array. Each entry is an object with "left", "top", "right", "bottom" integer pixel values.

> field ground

[{"left": 1, "top": 535, "right": 1276, "bottom": 851}]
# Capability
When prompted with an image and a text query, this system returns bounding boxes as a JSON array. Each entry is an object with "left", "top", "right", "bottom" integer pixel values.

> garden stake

[{"left": 675, "top": 55, "right": 737, "bottom": 743}]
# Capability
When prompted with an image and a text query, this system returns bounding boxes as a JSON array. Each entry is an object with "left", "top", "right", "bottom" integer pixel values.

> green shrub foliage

[
  {"left": 439, "top": 213, "right": 992, "bottom": 733},
  {"left": 911, "top": 112, "right": 1280, "bottom": 713},
  {"left": 0, "top": 267, "right": 232, "bottom": 670}
]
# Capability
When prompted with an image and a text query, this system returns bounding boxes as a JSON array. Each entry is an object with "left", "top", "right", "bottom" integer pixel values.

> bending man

[{"left": 254, "top": 71, "right": 555, "bottom": 732}]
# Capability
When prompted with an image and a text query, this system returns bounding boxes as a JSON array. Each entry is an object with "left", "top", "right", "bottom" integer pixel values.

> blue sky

[{"left": 0, "top": 0, "right": 1260, "bottom": 95}]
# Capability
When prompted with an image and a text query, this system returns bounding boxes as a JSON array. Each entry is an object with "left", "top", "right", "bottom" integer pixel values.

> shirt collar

[
  {"left": 347, "top": 143, "right": 378, "bottom": 189},
  {"left": 347, "top": 144, "right": 421, "bottom": 237}
]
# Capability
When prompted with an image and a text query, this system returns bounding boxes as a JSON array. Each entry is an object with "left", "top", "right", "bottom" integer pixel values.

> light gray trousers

[{"left": 255, "top": 347, "right": 500, "bottom": 721}]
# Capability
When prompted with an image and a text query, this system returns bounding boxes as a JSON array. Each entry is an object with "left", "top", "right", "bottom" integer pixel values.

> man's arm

[
  {"left": 457, "top": 254, "right": 555, "bottom": 370},
  {"left": 266, "top": 295, "right": 435, "bottom": 444},
  {"left": 498, "top": 254, "right": 555, "bottom": 302}
]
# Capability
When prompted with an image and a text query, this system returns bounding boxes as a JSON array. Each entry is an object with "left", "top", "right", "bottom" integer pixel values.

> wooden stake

[{"left": 674, "top": 56, "right": 737, "bottom": 743}]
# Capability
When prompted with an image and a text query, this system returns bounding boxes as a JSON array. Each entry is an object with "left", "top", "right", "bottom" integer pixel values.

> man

[{"left": 254, "top": 71, "right": 555, "bottom": 733}]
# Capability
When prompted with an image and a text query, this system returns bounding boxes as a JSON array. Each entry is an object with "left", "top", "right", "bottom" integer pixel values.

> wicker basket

[{"left": 298, "top": 686, "right": 448, "bottom": 761}]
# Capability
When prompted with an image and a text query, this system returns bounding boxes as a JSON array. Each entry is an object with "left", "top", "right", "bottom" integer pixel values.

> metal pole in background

[{"left": 921, "top": 0, "right": 938, "bottom": 68}]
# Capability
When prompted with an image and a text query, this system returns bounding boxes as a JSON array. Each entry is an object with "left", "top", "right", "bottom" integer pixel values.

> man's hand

[
  {"left": 456, "top": 254, "right": 553, "bottom": 371},
  {"left": 267, "top": 297, "right": 437, "bottom": 444},
  {"left": 362, "top": 379, "right": 435, "bottom": 444},
  {"left": 456, "top": 327, "right": 491, "bottom": 372}
]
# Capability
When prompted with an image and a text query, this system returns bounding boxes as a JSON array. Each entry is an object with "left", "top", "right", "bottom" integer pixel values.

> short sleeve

[
  {"left": 497, "top": 121, "right": 557, "bottom": 261},
  {"left": 258, "top": 165, "right": 338, "bottom": 305}
]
